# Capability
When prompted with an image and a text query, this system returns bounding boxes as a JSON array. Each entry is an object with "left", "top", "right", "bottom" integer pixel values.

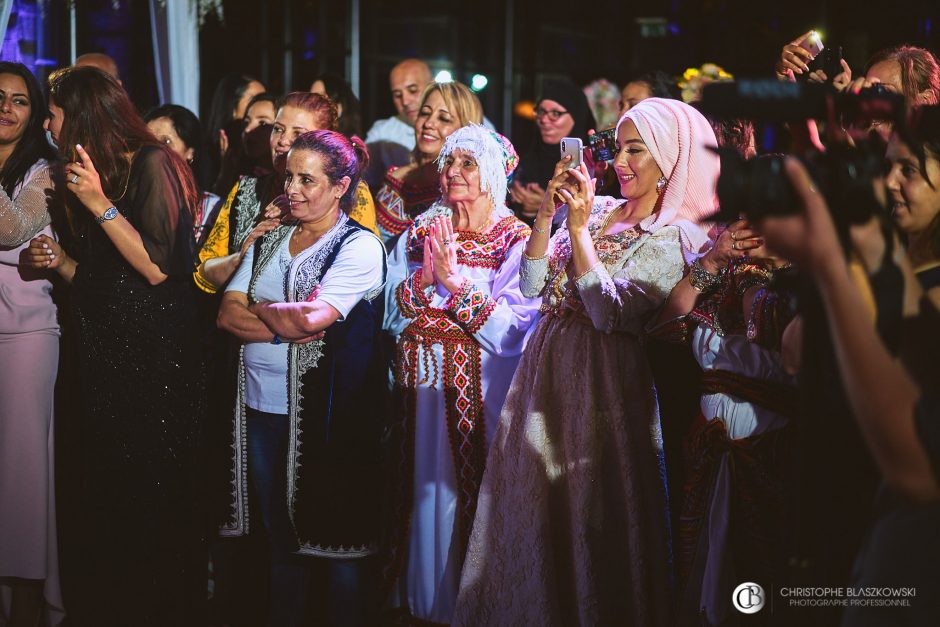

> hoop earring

[{"left": 656, "top": 176, "right": 667, "bottom": 194}]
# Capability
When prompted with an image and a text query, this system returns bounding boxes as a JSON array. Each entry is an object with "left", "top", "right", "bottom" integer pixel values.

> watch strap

[{"left": 95, "top": 206, "right": 119, "bottom": 224}]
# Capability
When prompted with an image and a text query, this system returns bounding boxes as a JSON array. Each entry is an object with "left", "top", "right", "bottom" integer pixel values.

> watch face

[{"left": 97, "top": 206, "right": 119, "bottom": 224}]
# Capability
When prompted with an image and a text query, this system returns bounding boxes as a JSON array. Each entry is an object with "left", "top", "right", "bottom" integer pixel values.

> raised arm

[
  {"left": 761, "top": 158, "right": 938, "bottom": 503},
  {"left": 66, "top": 145, "right": 171, "bottom": 285},
  {"left": 384, "top": 224, "right": 434, "bottom": 336},
  {"left": 445, "top": 238, "right": 541, "bottom": 356}
]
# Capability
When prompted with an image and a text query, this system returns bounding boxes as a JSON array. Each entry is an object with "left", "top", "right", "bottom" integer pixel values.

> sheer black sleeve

[{"left": 125, "top": 146, "right": 195, "bottom": 276}]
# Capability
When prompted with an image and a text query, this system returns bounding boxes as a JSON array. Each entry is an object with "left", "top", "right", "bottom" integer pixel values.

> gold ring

[
  {"left": 730, "top": 231, "right": 737, "bottom": 241},
  {"left": 732, "top": 241, "right": 738, "bottom": 250}
]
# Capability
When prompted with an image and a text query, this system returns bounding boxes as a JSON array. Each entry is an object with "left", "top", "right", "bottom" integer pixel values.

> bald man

[
  {"left": 75, "top": 52, "right": 121, "bottom": 84},
  {"left": 362, "top": 59, "right": 433, "bottom": 190}
]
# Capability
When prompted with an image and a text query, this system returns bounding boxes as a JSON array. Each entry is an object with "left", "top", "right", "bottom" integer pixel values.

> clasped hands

[{"left": 419, "top": 216, "right": 465, "bottom": 294}]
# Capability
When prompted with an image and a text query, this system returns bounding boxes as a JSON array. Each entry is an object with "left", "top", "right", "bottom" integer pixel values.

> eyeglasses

[{"left": 534, "top": 107, "right": 569, "bottom": 121}]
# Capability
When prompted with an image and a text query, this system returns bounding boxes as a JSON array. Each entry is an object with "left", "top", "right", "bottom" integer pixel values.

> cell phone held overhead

[
  {"left": 799, "top": 30, "right": 824, "bottom": 59},
  {"left": 560, "top": 137, "right": 583, "bottom": 170}
]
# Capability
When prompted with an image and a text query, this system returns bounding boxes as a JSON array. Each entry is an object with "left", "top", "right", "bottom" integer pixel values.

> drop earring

[{"left": 656, "top": 176, "right": 667, "bottom": 193}]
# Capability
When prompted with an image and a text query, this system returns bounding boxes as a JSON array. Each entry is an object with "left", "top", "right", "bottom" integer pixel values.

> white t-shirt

[
  {"left": 365, "top": 115, "right": 416, "bottom": 150},
  {"left": 226, "top": 225, "right": 386, "bottom": 414}
]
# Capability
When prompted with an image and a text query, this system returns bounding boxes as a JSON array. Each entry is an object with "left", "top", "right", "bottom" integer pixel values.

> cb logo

[{"left": 732, "top": 582, "right": 765, "bottom": 614}]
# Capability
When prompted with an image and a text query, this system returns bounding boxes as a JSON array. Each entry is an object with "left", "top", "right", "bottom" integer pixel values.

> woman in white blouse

[{"left": 218, "top": 129, "right": 386, "bottom": 627}]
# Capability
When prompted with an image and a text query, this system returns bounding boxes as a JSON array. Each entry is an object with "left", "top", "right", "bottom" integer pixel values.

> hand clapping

[{"left": 424, "top": 216, "right": 463, "bottom": 294}]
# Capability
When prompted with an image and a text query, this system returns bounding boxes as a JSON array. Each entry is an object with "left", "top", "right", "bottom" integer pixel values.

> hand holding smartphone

[
  {"left": 560, "top": 137, "right": 583, "bottom": 170},
  {"left": 798, "top": 30, "right": 824, "bottom": 59}
]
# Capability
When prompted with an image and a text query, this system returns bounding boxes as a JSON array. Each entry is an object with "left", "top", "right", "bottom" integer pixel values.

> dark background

[{"left": 25, "top": 0, "right": 940, "bottom": 138}]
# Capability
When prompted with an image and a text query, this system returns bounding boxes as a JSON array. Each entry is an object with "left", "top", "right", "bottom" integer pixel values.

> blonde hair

[{"left": 412, "top": 81, "right": 483, "bottom": 161}]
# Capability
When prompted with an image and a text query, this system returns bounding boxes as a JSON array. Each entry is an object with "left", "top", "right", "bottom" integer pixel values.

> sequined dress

[
  {"left": 68, "top": 146, "right": 206, "bottom": 624},
  {"left": 453, "top": 197, "right": 683, "bottom": 627}
]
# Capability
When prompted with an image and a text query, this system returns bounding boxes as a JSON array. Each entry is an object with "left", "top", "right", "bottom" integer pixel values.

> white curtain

[
  {"left": 149, "top": 0, "right": 199, "bottom": 114},
  {"left": 0, "top": 0, "right": 14, "bottom": 48}
]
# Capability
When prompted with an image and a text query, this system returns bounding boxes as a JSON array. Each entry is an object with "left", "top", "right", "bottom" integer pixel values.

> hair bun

[{"left": 349, "top": 135, "right": 370, "bottom": 174}]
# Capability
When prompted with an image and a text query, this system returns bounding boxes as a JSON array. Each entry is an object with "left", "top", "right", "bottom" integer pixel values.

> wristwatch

[{"left": 95, "top": 206, "right": 119, "bottom": 224}]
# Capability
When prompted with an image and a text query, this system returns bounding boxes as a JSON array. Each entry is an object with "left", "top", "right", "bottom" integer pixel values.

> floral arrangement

[{"left": 678, "top": 63, "right": 734, "bottom": 103}]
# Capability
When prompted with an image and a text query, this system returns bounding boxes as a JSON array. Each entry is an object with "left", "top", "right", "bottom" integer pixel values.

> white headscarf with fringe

[
  {"left": 618, "top": 97, "right": 719, "bottom": 252},
  {"left": 437, "top": 123, "right": 516, "bottom": 213}
]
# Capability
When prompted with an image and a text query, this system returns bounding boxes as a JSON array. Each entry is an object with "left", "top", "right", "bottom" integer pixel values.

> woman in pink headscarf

[{"left": 452, "top": 98, "right": 719, "bottom": 626}]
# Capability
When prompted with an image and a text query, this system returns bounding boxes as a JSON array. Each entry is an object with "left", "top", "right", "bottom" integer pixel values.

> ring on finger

[
  {"left": 70, "top": 174, "right": 79, "bottom": 184},
  {"left": 732, "top": 241, "right": 738, "bottom": 250},
  {"left": 442, "top": 238, "right": 451, "bottom": 245},
  {"left": 730, "top": 231, "right": 738, "bottom": 241}
]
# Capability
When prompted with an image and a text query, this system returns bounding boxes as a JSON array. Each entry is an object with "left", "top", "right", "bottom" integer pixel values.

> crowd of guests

[{"left": 0, "top": 32, "right": 938, "bottom": 627}]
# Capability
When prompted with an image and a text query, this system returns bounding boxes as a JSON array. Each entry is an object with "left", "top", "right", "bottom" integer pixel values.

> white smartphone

[
  {"left": 799, "top": 30, "right": 824, "bottom": 59},
  {"left": 560, "top": 137, "right": 583, "bottom": 170}
]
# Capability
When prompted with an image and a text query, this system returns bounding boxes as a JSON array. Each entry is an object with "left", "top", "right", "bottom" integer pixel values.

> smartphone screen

[{"left": 560, "top": 137, "right": 583, "bottom": 170}]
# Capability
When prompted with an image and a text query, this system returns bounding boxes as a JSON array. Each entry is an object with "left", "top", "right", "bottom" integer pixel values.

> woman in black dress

[{"left": 27, "top": 66, "right": 206, "bottom": 624}]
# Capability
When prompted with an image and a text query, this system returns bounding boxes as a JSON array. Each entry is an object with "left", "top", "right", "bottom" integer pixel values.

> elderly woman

[
  {"left": 217, "top": 130, "right": 386, "bottom": 627},
  {"left": 453, "top": 99, "right": 719, "bottom": 627},
  {"left": 195, "top": 92, "right": 378, "bottom": 295},
  {"left": 375, "top": 80, "right": 482, "bottom": 242},
  {"left": 382, "top": 124, "right": 540, "bottom": 624}
]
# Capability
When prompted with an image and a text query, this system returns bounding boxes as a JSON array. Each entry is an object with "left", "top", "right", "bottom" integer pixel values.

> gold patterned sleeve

[
  {"left": 348, "top": 180, "right": 380, "bottom": 237},
  {"left": 193, "top": 180, "right": 239, "bottom": 293}
]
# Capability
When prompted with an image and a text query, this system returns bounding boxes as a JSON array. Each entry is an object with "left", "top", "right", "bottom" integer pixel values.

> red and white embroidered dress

[{"left": 382, "top": 203, "right": 540, "bottom": 624}]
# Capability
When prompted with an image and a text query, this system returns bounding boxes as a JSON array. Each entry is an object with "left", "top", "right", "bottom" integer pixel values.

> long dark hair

[
  {"left": 906, "top": 105, "right": 940, "bottom": 259},
  {"left": 0, "top": 62, "right": 57, "bottom": 197},
  {"left": 290, "top": 130, "right": 369, "bottom": 213},
  {"left": 205, "top": 73, "right": 261, "bottom": 143},
  {"left": 47, "top": 66, "right": 198, "bottom": 229},
  {"left": 312, "top": 73, "right": 363, "bottom": 137}
]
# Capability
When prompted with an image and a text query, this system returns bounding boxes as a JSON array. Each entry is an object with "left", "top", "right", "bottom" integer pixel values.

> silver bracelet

[
  {"left": 532, "top": 223, "right": 548, "bottom": 234},
  {"left": 689, "top": 258, "right": 722, "bottom": 292}
]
